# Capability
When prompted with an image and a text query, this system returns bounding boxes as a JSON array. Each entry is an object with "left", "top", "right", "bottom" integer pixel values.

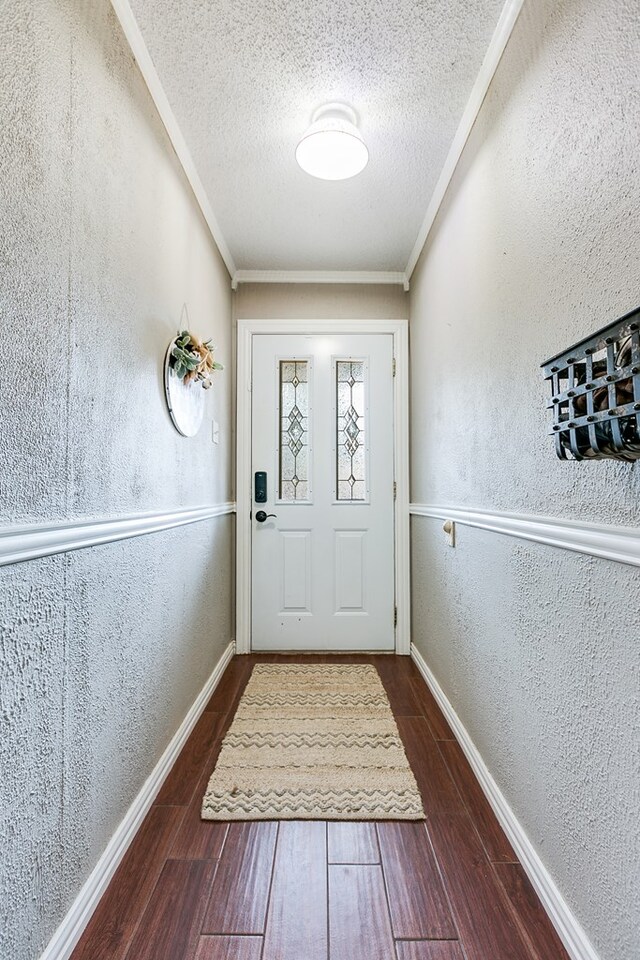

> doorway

[{"left": 235, "top": 320, "right": 409, "bottom": 654}]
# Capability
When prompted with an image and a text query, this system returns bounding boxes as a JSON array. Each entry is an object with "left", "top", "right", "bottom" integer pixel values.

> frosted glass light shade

[{"left": 296, "top": 104, "right": 369, "bottom": 181}]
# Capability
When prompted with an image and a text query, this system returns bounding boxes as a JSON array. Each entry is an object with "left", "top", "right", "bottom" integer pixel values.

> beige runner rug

[{"left": 201, "top": 663, "right": 424, "bottom": 820}]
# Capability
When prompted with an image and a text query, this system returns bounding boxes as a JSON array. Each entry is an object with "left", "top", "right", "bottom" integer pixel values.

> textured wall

[
  {"left": 234, "top": 282, "right": 408, "bottom": 321},
  {"left": 409, "top": 2, "right": 640, "bottom": 959},
  {"left": 0, "top": 2, "right": 233, "bottom": 958},
  {"left": 410, "top": 0, "right": 640, "bottom": 522},
  {"left": 411, "top": 519, "right": 640, "bottom": 960}
]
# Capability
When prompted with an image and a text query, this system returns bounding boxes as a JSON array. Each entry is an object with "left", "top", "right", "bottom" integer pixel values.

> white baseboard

[
  {"left": 40, "top": 640, "right": 236, "bottom": 960},
  {"left": 410, "top": 643, "right": 600, "bottom": 960}
]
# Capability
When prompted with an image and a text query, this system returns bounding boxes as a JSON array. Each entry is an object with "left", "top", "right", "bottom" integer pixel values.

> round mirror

[{"left": 164, "top": 340, "right": 206, "bottom": 437}]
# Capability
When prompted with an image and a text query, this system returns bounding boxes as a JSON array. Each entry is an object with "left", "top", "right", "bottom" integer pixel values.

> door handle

[{"left": 255, "top": 510, "right": 277, "bottom": 523}]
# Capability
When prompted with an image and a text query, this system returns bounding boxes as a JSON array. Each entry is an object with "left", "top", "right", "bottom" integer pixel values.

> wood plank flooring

[{"left": 71, "top": 653, "right": 570, "bottom": 960}]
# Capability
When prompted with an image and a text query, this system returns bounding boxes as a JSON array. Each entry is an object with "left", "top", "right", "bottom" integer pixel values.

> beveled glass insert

[
  {"left": 336, "top": 360, "right": 366, "bottom": 500},
  {"left": 279, "top": 360, "right": 309, "bottom": 501}
]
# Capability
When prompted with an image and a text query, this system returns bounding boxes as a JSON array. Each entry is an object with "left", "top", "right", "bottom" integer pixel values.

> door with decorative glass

[{"left": 251, "top": 333, "right": 395, "bottom": 650}]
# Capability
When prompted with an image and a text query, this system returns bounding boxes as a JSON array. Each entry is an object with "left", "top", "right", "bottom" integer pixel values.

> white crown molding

[
  {"left": 0, "top": 503, "right": 236, "bottom": 567},
  {"left": 410, "top": 503, "right": 640, "bottom": 568},
  {"left": 405, "top": 0, "right": 525, "bottom": 278},
  {"left": 410, "top": 643, "right": 600, "bottom": 960},
  {"left": 111, "top": 0, "right": 522, "bottom": 291},
  {"left": 39, "top": 640, "right": 236, "bottom": 960},
  {"left": 231, "top": 270, "right": 410, "bottom": 291},
  {"left": 109, "top": 0, "right": 236, "bottom": 278}
]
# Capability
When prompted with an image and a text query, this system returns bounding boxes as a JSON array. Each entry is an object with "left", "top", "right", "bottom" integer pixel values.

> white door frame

[{"left": 235, "top": 318, "right": 410, "bottom": 655}]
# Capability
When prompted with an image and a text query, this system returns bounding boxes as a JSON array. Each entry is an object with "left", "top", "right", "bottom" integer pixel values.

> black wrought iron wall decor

[{"left": 542, "top": 306, "right": 640, "bottom": 461}]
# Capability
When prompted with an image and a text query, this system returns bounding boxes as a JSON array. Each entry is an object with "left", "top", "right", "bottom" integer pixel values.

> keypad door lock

[{"left": 254, "top": 471, "right": 267, "bottom": 503}]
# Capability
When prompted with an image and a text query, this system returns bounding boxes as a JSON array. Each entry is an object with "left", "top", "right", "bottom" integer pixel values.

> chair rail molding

[
  {"left": 410, "top": 503, "right": 640, "bottom": 568},
  {"left": 0, "top": 502, "right": 236, "bottom": 567},
  {"left": 410, "top": 643, "right": 600, "bottom": 960}
]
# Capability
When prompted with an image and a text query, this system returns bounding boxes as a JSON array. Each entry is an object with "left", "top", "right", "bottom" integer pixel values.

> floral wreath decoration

[{"left": 169, "top": 330, "right": 223, "bottom": 390}]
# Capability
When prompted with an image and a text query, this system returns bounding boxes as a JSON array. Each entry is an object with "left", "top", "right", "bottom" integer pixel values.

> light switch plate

[{"left": 212, "top": 419, "right": 220, "bottom": 444}]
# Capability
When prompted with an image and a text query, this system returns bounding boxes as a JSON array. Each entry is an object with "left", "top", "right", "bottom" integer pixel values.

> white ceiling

[{"left": 127, "top": 0, "right": 506, "bottom": 273}]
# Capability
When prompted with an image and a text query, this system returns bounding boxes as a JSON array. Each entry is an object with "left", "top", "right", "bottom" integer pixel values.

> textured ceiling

[{"left": 128, "top": 0, "right": 506, "bottom": 272}]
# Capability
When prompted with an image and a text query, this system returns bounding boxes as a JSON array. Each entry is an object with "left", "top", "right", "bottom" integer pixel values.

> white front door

[{"left": 251, "top": 332, "right": 395, "bottom": 651}]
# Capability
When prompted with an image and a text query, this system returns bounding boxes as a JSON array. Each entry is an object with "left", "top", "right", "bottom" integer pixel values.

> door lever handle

[{"left": 255, "top": 510, "right": 277, "bottom": 523}]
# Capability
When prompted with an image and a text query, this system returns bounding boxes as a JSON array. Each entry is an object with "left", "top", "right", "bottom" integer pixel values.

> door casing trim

[{"left": 235, "top": 318, "right": 410, "bottom": 655}]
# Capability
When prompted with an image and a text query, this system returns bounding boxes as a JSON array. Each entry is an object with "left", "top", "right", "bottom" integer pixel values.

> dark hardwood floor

[{"left": 71, "top": 653, "right": 570, "bottom": 960}]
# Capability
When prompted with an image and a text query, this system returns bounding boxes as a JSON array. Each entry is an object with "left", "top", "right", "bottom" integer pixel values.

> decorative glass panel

[
  {"left": 336, "top": 360, "right": 366, "bottom": 500},
  {"left": 279, "top": 360, "right": 309, "bottom": 501}
]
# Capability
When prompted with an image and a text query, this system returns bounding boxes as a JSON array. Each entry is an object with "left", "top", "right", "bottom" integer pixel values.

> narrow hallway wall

[
  {"left": 0, "top": 2, "right": 234, "bottom": 958},
  {"left": 409, "top": 2, "right": 639, "bottom": 958},
  {"left": 233, "top": 282, "right": 408, "bottom": 321}
]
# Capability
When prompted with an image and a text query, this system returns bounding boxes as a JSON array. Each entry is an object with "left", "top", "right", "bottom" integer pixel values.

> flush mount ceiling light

[{"left": 295, "top": 103, "right": 369, "bottom": 181}]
